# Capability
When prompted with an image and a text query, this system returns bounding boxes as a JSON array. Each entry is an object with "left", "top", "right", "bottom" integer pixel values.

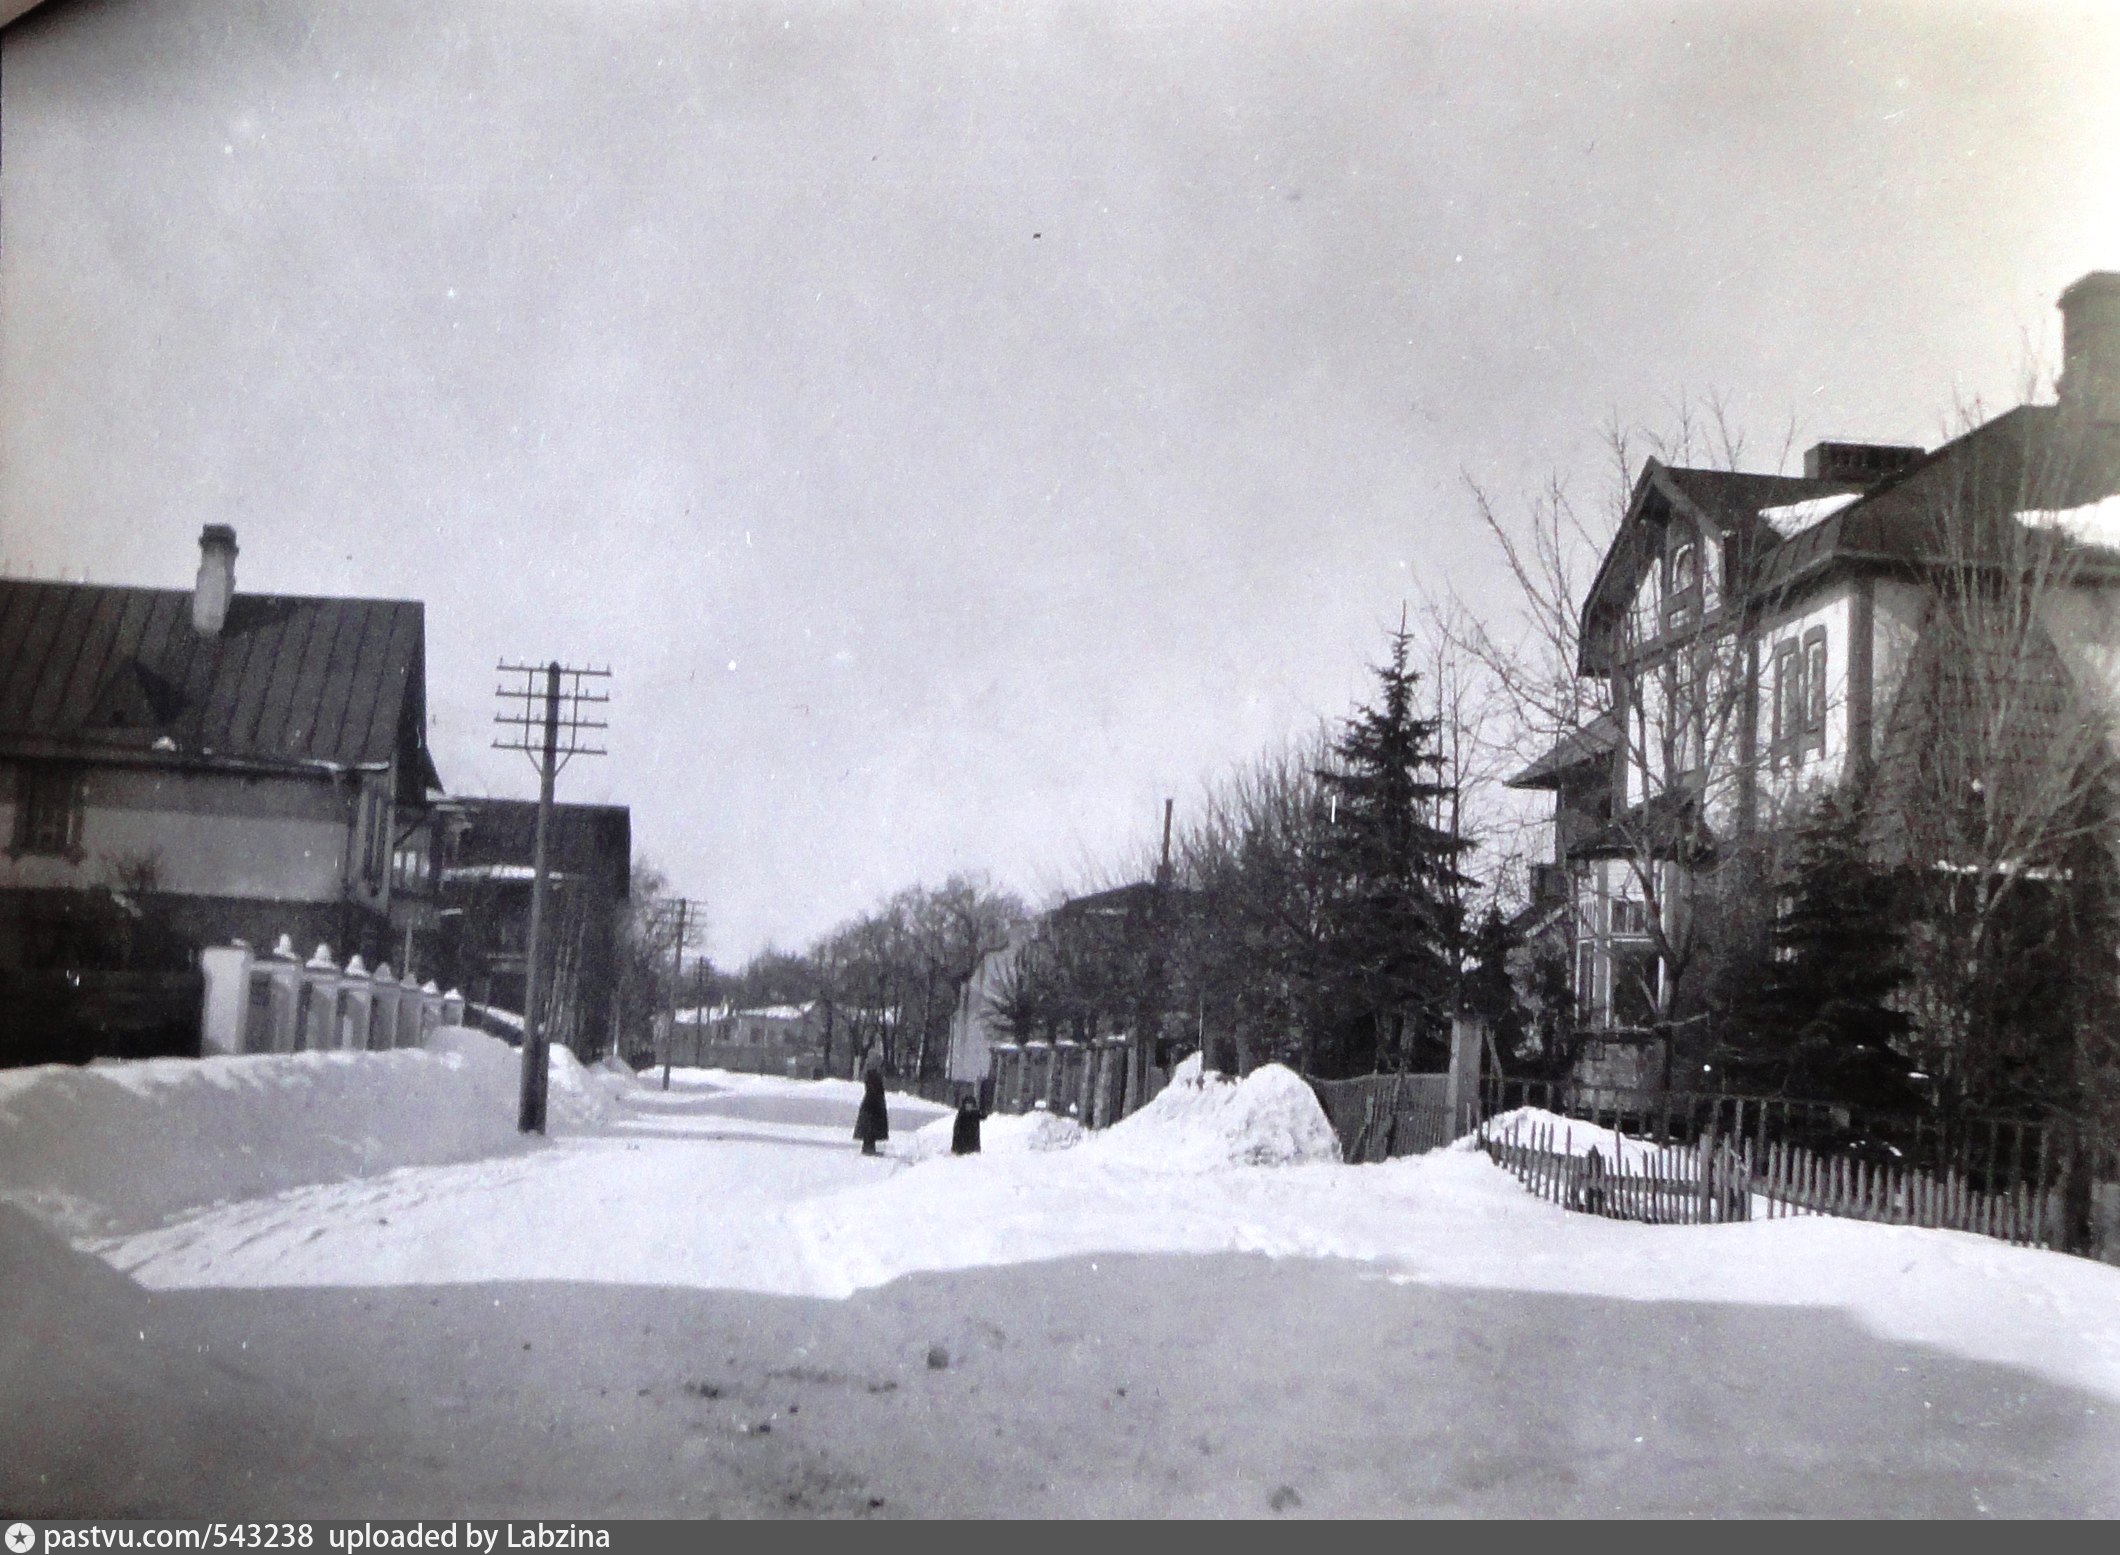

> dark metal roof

[
  {"left": 0, "top": 580, "right": 434, "bottom": 782},
  {"left": 1750, "top": 405, "right": 2120, "bottom": 595}
]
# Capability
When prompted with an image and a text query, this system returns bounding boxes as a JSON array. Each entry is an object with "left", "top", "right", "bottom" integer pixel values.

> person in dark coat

[
  {"left": 950, "top": 1093, "right": 983, "bottom": 1155},
  {"left": 854, "top": 1068, "right": 890, "bottom": 1155}
]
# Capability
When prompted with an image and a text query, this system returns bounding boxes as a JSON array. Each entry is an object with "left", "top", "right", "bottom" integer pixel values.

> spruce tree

[
  {"left": 1725, "top": 790, "right": 1918, "bottom": 1107},
  {"left": 1464, "top": 905, "right": 1527, "bottom": 1062},
  {"left": 1312, "top": 623, "right": 1472, "bottom": 1074}
]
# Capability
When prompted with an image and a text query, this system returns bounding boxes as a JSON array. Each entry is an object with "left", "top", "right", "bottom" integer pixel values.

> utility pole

[
  {"left": 1130, "top": 797, "right": 1176, "bottom": 1113},
  {"left": 652, "top": 897, "right": 708, "bottom": 1090},
  {"left": 495, "top": 659, "right": 610, "bottom": 1134}
]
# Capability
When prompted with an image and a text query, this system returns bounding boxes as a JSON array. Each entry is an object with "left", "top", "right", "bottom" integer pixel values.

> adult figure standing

[{"left": 854, "top": 1066, "right": 890, "bottom": 1156}]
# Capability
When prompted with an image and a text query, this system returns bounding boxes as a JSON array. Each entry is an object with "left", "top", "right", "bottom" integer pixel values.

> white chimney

[
  {"left": 2057, "top": 271, "right": 2120, "bottom": 425},
  {"left": 193, "top": 524, "right": 238, "bottom": 636}
]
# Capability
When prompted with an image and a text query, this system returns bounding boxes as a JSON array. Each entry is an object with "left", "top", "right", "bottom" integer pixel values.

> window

[
  {"left": 1771, "top": 641, "right": 1798, "bottom": 767},
  {"left": 358, "top": 790, "right": 391, "bottom": 889},
  {"left": 1769, "top": 628, "right": 1830, "bottom": 771},
  {"left": 1663, "top": 540, "right": 1701, "bottom": 631},
  {"left": 1802, "top": 627, "right": 1828, "bottom": 757},
  {"left": 10, "top": 764, "right": 84, "bottom": 858},
  {"left": 1668, "top": 651, "right": 1706, "bottom": 778},
  {"left": 1609, "top": 942, "right": 1661, "bottom": 1028},
  {"left": 1576, "top": 939, "right": 1598, "bottom": 1015}
]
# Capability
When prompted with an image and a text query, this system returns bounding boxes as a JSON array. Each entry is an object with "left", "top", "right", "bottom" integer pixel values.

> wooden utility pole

[
  {"left": 1129, "top": 797, "right": 1176, "bottom": 1114},
  {"left": 495, "top": 659, "right": 609, "bottom": 1134},
  {"left": 655, "top": 897, "right": 707, "bottom": 1089}
]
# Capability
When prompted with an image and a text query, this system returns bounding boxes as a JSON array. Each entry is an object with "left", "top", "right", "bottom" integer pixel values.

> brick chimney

[
  {"left": 2058, "top": 271, "right": 2120, "bottom": 424},
  {"left": 193, "top": 524, "right": 238, "bottom": 636}
]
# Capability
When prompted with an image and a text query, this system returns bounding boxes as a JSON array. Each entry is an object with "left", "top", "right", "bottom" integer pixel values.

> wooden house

[{"left": 0, "top": 526, "right": 444, "bottom": 1061}]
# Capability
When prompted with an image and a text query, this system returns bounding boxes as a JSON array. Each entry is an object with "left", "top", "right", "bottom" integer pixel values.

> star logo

[{"left": 6, "top": 1524, "right": 37, "bottom": 1554}]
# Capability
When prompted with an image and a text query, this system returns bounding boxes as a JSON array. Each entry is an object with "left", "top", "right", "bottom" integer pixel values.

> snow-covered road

[
  {"left": 97, "top": 1077, "right": 946, "bottom": 1293},
  {"left": 7, "top": 1047, "right": 2120, "bottom": 1517}
]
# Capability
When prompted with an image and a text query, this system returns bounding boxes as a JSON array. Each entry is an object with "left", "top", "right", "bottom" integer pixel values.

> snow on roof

[
  {"left": 1757, "top": 491, "right": 1862, "bottom": 538},
  {"left": 2019, "top": 493, "right": 2120, "bottom": 552},
  {"left": 443, "top": 864, "right": 582, "bottom": 884}
]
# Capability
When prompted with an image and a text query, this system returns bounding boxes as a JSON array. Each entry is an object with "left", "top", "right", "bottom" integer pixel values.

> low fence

[
  {"left": 1477, "top": 1091, "right": 2115, "bottom": 1256},
  {"left": 1754, "top": 1136, "right": 2063, "bottom": 1247},
  {"left": 1480, "top": 1075, "right": 2063, "bottom": 1203},
  {"left": 200, "top": 937, "right": 462, "bottom": 1056},
  {"left": 1479, "top": 1113, "right": 1752, "bottom": 1225},
  {"left": 1307, "top": 1073, "right": 1467, "bottom": 1162}
]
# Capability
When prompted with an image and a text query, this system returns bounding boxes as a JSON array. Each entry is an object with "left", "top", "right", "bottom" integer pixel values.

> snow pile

[
  {"left": 1467, "top": 1106, "right": 1682, "bottom": 1171},
  {"left": 543, "top": 1041, "right": 633, "bottom": 1129},
  {"left": 1758, "top": 491, "right": 1862, "bottom": 537},
  {"left": 1087, "top": 1058, "right": 1339, "bottom": 1170},
  {"left": 0, "top": 1028, "right": 595, "bottom": 1238},
  {"left": 2021, "top": 493, "right": 2120, "bottom": 552},
  {"left": 904, "top": 1108, "right": 1085, "bottom": 1161}
]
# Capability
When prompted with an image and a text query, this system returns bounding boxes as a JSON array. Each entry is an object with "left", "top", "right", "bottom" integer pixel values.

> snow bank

[
  {"left": 1468, "top": 1106, "right": 1684, "bottom": 1172},
  {"left": 0, "top": 1029, "right": 604, "bottom": 1238},
  {"left": 1086, "top": 1060, "right": 1338, "bottom": 1170},
  {"left": 905, "top": 1108, "right": 1085, "bottom": 1162}
]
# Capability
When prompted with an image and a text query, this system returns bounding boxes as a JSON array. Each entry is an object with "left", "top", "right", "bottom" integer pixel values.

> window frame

[
  {"left": 1802, "top": 625, "right": 1828, "bottom": 757},
  {"left": 1771, "top": 638, "right": 1802, "bottom": 770},
  {"left": 9, "top": 762, "right": 86, "bottom": 860},
  {"left": 1662, "top": 539, "right": 1701, "bottom": 632}
]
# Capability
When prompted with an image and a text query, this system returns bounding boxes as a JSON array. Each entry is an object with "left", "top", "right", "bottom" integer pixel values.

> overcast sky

[{"left": 3, "top": 0, "right": 2117, "bottom": 963}]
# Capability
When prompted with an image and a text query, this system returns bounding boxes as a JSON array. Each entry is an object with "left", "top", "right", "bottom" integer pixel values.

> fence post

[{"left": 1697, "top": 1121, "right": 1719, "bottom": 1223}]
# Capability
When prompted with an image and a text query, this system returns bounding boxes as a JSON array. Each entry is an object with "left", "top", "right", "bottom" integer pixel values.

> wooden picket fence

[
  {"left": 1479, "top": 1115, "right": 1751, "bottom": 1224},
  {"left": 1481, "top": 1111, "right": 2071, "bottom": 1246},
  {"left": 1754, "top": 1136, "right": 2057, "bottom": 1247}
]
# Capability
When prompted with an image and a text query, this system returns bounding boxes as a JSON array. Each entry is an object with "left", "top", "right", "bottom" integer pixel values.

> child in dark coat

[
  {"left": 950, "top": 1093, "right": 983, "bottom": 1155},
  {"left": 854, "top": 1068, "right": 890, "bottom": 1156}
]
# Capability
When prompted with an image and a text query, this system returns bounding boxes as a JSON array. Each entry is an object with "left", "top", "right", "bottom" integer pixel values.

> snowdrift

[
  {"left": 1087, "top": 1058, "right": 1339, "bottom": 1170},
  {"left": 0, "top": 1202, "right": 313, "bottom": 1514},
  {"left": 0, "top": 1029, "right": 620, "bottom": 1238}
]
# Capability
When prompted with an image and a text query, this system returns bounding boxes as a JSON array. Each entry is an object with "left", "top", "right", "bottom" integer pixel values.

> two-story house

[
  {"left": 1512, "top": 270, "right": 2120, "bottom": 1090},
  {"left": 0, "top": 526, "right": 444, "bottom": 1062}
]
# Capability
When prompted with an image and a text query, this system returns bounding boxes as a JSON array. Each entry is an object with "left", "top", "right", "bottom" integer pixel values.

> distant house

[
  {"left": 664, "top": 1001, "right": 830, "bottom": 1075},
  {"left": 432, "top": 797, "right": 631, "bottom": 1057},
  {"left": 0, "top": 526, "right": 444, "bottom": 1062}
]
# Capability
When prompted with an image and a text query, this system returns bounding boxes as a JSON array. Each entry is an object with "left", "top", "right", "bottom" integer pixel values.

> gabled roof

[
  {"left": 1506, "top": 710, "right": 1621, "bottom": 790},
  {"left": 1580, "top": 461, "right": 1862, "bottom": 671},
  {"left": 0, "top": 579, "right": 437, "bottom": 786}
]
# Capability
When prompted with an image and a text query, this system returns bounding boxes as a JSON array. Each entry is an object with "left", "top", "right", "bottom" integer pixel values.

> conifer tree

[
  {"left": 1312, "top": 623, "right": 1473, "bottom": 1074},
  {"left": 1464, "top": 905, "right": 1528, "bottom": 1063},
  {"left": 1722, "top": 790, "right": 1917, "bottom": 1107}
]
